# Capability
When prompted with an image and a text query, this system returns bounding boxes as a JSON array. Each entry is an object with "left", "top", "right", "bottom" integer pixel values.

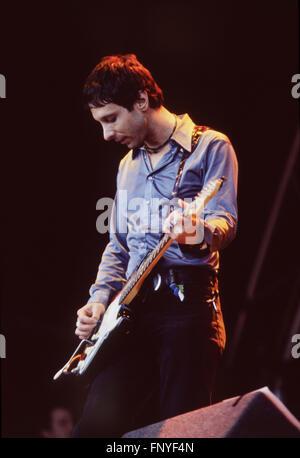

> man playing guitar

[{"left": 72, "top": 54, "right": 238, "bottom": 437}]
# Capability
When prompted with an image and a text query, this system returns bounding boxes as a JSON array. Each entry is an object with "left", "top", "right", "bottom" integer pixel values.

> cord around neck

[{"left": 143, "top": 114, "right": 177, "bottom": 154}]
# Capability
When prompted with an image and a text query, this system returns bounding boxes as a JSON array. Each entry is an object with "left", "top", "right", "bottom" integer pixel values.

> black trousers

[{"left": 72, "top": 270, "right": 226, "bottom": 438}]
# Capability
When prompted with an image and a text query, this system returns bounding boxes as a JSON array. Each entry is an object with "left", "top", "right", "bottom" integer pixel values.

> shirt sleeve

[
  {"left": 201, "top": 134, "right": 238, "bottom": 252},
  {"left": 88, "top": 185, "right": 129, "bottom": 308}
]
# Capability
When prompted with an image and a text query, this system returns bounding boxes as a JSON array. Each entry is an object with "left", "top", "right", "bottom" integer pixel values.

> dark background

[{"left": 1, "top": 1, "right": 299, "bottom": 437}]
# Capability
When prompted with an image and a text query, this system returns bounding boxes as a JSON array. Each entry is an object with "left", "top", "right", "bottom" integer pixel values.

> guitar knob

[{"left": 118, "top": 304, "right": 133, "bottom": 320}]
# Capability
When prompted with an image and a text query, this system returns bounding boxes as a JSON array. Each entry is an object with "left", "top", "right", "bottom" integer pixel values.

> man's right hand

[{"left": 75, "top": 302, "right": 106, "bottom": 340}]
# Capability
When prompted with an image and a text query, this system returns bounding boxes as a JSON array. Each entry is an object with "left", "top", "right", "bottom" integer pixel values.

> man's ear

[{"left": 134, "top": 91, "right": 149, "bottom": 112}]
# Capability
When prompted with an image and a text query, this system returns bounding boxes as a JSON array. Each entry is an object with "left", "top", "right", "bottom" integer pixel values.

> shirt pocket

[{"left": 178, "top": 168, "right": 204, "bottom": 199}]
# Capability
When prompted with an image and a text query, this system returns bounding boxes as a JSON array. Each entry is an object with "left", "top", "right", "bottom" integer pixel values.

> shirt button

[
  {"left": 148, "top": 176, "right": 153, "bottom": 181},
  {"left": 140, "top": 242, "right": 145, "bottom": 247}
]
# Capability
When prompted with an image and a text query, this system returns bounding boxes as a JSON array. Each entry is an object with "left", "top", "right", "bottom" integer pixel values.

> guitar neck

[{"left": 119, "top": 233, "right": 172, "bottom": 304}]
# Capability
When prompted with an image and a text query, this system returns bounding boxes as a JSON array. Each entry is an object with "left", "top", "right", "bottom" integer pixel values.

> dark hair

[{"left": 83, "top": 54, "right": 164, "bottom": 111}]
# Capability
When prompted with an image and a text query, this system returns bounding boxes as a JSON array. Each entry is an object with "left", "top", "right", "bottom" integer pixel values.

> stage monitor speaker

[{"left": 123, "top": 386, "right": 300, "bottom": 438}]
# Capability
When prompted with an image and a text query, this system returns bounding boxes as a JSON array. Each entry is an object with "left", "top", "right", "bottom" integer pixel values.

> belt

[
  {"left": 155, "top": 266, "right": 217, "bottom": 285},
  {"left": 152, "top": 266, "right": 218, "bottom": 301}
]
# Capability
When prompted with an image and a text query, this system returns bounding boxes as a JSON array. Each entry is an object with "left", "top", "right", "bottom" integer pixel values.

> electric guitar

[{"left": 53, "top": 176, "right": 225, "bottom": 380}]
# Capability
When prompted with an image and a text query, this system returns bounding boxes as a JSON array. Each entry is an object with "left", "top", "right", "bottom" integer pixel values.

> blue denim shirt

[{"left": 88, "top": 114, "right": 238, "bottom": 307}]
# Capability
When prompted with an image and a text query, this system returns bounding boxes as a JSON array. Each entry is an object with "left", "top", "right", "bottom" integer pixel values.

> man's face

[
  {"left": 91, "top": 102, "right": 147, "bottom": 149},
  {"left": 42, "top": 408, "right": 74, "bottom": 438}
]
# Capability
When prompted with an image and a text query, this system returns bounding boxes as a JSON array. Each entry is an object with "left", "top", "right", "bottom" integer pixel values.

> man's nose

[{"left": 103, "top": 126, "right": 115, "bottom": 142}]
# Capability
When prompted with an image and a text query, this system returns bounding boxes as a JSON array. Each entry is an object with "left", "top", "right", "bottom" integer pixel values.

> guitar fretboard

[{"left": 119, "top": 233, "right": 171, "bottom": 303}]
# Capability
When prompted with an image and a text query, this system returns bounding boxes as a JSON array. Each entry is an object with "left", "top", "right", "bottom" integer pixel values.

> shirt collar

[
  {"left": 133, "top": 113, "right": 195, "bottom": 158},
  {"left": 171, "top": 113, "right": 195, "bottom": 153}
]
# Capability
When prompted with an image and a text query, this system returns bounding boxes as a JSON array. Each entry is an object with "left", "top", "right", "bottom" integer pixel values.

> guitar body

[
  {"left": 54, "top": 292, "right": 130, "bottom": 379},
  {"left": 78, "top": 293, "right": 126, "bottom": 375}
]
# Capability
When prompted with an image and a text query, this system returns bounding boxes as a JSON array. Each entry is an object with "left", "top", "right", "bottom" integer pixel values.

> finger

[
  {"left": 75, "top": 322, "right": 93, "bottom": 335},
  {"left": 162, "top": 219, "right": 170, "bottom": 234},
  {"left": 77, "top": 314, "right": 98, "bottom": 325},
  {"left": 76, "top": 322, "right": 94, "bottom": 332},
  {"left": 81, "top": 304, "right": 94, "bottom": 316},
  {"left": 77, "top": 333, "right": 89, "bottom": 340},
  {"left": 77, "top": 305, "right": 98, "bottom": 320},
  {"left": 75, "top": 328, "right": 90, "bottom": 339},
  {"left": 178, "top": 198, "right": 189, "bottom": 210},
  {"left": 163, "top": 210, "right": 180, "bottom": 233}
]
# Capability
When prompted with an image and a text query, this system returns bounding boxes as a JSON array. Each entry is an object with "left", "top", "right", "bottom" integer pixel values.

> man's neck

[{"left": 144, "top": 106, "right": 176, "bottom": 150}]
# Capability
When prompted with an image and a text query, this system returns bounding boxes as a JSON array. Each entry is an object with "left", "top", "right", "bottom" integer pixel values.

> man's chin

[{"left": 128, "top": 140, "right": 143, "bottom": 149}]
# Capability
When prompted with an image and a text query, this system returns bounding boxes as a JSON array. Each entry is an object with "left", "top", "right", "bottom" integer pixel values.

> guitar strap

[
  {"left": 191, "top": 125, "right": 211, "bottom": 153},
  {"left": 171, "top": 124, "right": 210, "bottom": 200},
  {"left": 167, "top": 124, "right": 210, "bottom": 300}
]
